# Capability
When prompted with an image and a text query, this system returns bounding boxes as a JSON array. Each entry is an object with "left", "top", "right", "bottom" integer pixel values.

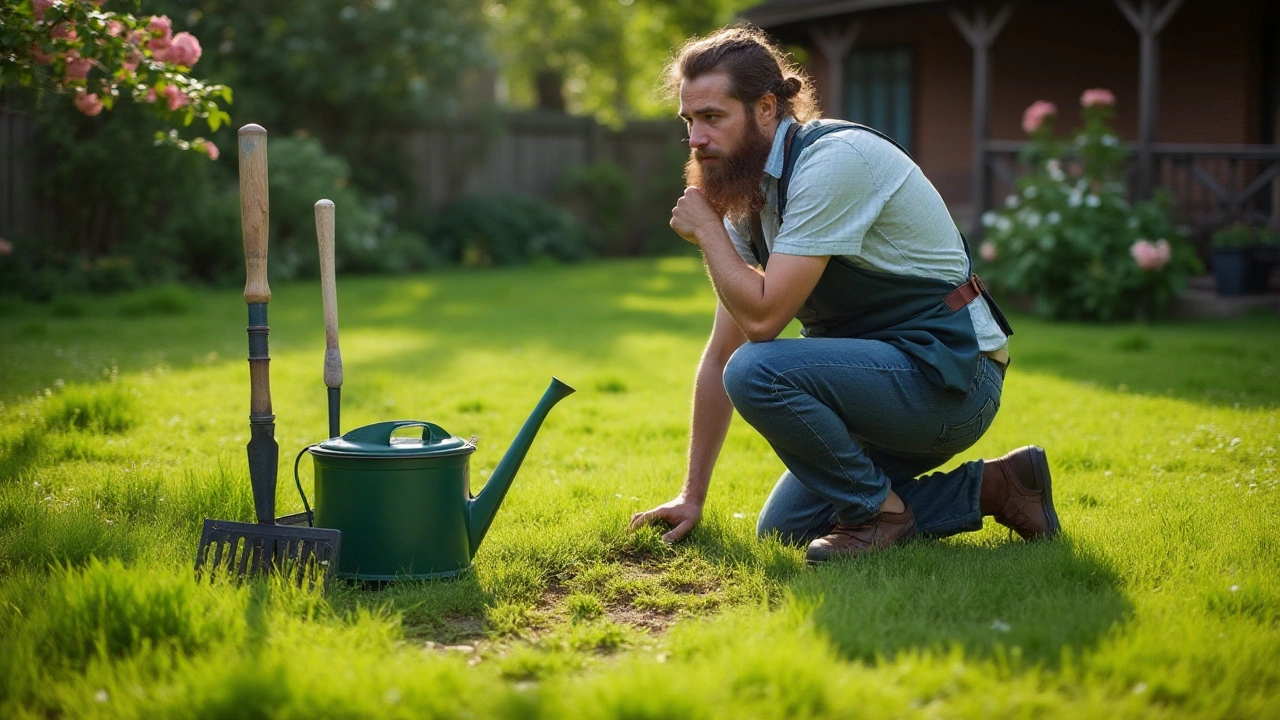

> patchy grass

[{"left": 0, "top": 258, "right": 1277, "bottom": 718}]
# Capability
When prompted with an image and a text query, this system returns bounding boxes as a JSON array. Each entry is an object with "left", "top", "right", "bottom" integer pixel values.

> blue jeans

[{"left": 721, "top": 338, "right": 1004, "bottom": 546}]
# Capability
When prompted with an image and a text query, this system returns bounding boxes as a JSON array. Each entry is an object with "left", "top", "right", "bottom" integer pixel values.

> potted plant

[{"left": 1211, "top": 223, "right": 1279, "bottom": 295}]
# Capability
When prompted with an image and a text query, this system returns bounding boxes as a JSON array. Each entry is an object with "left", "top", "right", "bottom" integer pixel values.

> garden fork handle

[{"left": 239, "top": 123, "right": 278, "bottom": 524}]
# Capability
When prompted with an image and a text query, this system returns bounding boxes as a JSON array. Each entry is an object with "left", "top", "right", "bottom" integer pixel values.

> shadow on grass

[
  {"left": 1005, "top": 313, "right": 1280, "bottom": 409},
  {"left": 787, "top": 535, "right": 1129, "bottom": 668}
]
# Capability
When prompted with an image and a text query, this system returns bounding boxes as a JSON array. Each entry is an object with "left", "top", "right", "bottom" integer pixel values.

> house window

[{"left": 844, "top": 48, "right": 914, "bottom": 154}]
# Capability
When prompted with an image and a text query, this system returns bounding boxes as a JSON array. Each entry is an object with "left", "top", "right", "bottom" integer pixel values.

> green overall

[{"left": 748, "top": 121, "right": 1014, "bottom": 393}]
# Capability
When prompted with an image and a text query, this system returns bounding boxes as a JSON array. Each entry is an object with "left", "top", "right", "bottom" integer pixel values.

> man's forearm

[
  {"left": 682, "top": 347, "right": 736, "bottom": 504},
  {"left": 697, "top": 224, "right": 767, "bottom": 328}
]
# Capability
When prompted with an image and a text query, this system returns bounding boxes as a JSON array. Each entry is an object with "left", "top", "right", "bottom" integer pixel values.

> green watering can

[{"left": 306, "top": 378, "right": 574, "bottom": 580}]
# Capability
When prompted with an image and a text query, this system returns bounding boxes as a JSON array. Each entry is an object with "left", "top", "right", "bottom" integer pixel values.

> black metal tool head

[{"left": 195, "top": 519, "right": 342, "bottom": 589}]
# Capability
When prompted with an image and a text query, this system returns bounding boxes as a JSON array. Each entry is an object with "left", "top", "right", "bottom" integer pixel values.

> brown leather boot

[
  {"left": 980, "top": 445, "right": 1060, "bottom": 540},
  {"left": 806, "top": 506, "right": 918, "bottom": 564}
]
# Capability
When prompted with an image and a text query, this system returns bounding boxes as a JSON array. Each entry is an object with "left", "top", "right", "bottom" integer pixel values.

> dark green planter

[{"left": 1213, "top": 247, "right": 1265, "bottom": 296}]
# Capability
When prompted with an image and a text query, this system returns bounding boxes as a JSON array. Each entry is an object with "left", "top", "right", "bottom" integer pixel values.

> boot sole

[{"left": 1025, "top": 445, "right": 1060, "bottom": 538}]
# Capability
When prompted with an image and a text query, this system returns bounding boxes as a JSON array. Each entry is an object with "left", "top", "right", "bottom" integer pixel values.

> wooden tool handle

[
  {"left": 315, "top": 199, "right": 343, "bottom": 389},
  {"left": 239, "top": 124, "right": 271, "bottom": 305}
]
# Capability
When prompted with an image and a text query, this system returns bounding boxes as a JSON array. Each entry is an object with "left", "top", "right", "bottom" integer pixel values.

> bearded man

[{"left": 629, "top": 26, "right": 1060, "bottom": 562}]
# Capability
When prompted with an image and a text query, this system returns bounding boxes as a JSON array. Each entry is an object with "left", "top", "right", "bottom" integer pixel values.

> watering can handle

[{"left": 341, "top": 420, "right": 451, "bottom": 446}]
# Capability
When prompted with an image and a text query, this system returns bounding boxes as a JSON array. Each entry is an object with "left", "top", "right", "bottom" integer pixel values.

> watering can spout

[{"left": 467, "top": 377, "right": 574, "bottom": 555}]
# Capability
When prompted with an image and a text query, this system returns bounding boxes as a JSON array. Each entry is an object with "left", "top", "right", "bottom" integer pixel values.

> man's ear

[{"left": 756, "top": 92, "right": 777, "bottom": 123}]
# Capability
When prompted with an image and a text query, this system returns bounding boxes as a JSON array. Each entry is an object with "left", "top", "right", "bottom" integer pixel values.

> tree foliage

[{"left": 485, "top": 0, "right": 757, "bottom": 125}]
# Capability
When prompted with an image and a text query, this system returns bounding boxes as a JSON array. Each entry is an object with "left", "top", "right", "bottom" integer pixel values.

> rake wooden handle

[
  {"left": 315, "top": 199, "right": 343, "bottom": 390},
  {"left": 239, "top": 124, "right": 271, "bottom": 305}
]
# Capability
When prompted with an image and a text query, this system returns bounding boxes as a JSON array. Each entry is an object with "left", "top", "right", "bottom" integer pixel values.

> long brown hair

[{"left": 666, "top": 25, "right": 819, "bottom": 123}]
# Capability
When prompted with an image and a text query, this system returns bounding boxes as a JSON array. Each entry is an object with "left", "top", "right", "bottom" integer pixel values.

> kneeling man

[{"left": 631, "top": 26, "right": 1060, "bottom": 562}]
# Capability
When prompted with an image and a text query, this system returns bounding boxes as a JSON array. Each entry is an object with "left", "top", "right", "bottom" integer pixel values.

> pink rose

[
  {"left": 979, "top": 241, "right": 998, "bottom": 262},
  {"left": 106, "top": 20, "right": 124, "bottom": 38},
  {"left": 145, "top": 86, "right": 157, "bottom": 103},
  {"left": 30, "top": 44, "right": 55, "bottom": 65},
  {"left": 121, "top": 48, "right": 142, "bottom": 74},
  {"left": 51, "top": 22, "right": 77, "bottom": 42},
  {"left": 147, "top": 15, "right": 173, "bottom": 52},
  {"left": 204, "top": 141, "right": 219, "bottom": 160},
  {"left": 1130, "top": 239, "right": 1171, "bottom": 271},
  {"left": 164, "top": 83, "right": 190, "bottom": 111},
  {"left": 128, "top": 29, "right": 148, "bottom": 46},
  {"left": 65, "top": 51, "right": 93, "bottom": 80},
  {"left": 1081, "top": 88, "right": 1115, "bottom": 108},
  {"left": 74, "top": 91, "right": 104, "bottom": 116},
  {"left": 33, "top": 0, "right": 55, "bottom": 22},
  {"left": 156, "top": 32, "right": 202, "bottom": 67},
  {"left": 1021, "top": 100, "right": 1057, "bottom": 135}
]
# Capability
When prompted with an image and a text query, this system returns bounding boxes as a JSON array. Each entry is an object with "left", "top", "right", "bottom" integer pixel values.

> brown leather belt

[{"left": 944, "top": 274, "right": 988, "bottom": 312}]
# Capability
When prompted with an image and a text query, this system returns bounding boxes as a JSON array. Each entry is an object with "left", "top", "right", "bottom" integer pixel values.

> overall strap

[{"left": 778, "top": 121, "right": 912, "bottom": 219}]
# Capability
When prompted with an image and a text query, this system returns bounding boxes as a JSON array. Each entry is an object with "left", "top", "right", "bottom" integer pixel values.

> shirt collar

[{"left": 763, "top": 116, "right": 795, "bottom": 180}]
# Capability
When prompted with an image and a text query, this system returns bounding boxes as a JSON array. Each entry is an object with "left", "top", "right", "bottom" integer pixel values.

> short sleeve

[{"left": 771, "top": 136, "right": 888, "bottom": 258}]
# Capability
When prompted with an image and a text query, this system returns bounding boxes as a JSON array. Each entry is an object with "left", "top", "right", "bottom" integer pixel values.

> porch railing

[{"left": 984, "top": 141, "right": 1280, "bottom": 257}]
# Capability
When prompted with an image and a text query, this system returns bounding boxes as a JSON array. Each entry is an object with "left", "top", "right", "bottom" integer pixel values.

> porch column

[
  {"left": 950, "top": 2, "right": 1016, "bottom": 236},
  {"left": 1115, "top": 0, "right": 1184, "bottom": 199},
  {"left": 809, "top": 21, "right": 862, "bottom": 119}
]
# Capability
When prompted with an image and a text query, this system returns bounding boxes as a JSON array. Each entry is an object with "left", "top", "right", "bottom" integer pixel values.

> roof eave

[{"left": 743, "top": 0, "right": 955, "bottom": 28}]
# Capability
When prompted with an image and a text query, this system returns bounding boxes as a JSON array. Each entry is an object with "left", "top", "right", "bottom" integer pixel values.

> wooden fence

[{"left": 0, "top": 109, "right": 687, "bottom": 255}]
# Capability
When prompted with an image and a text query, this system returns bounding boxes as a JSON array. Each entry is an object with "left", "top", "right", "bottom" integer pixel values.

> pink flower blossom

[
  {"left": 30, "top": 44, "right": 55, "bottom": 65},
  {"left": 979, "top": 241, "right": 998, "bottom": 262},
  {"left": 204, "top": 142, "right": 219, "bottom": 160},
  {"left": 74, "top": 91, "right": 103, "bottom": 117},
  {"left": 147, "top": 15, "right": 173, "bottom": 53},
  {"left": 155, "top": 32, "right": 202, "bottom": 67},
  {"left": 1022, "top": 100, "right": 1057, "bottom": 135},
  {"left": 1130, "top": 238, "right": 1171, "bottom": 271},
  {"left": 33, "top": 0, "right": 55, "bottom": 22},
  {"left": 51, "top": 22, "right": 77, "bottom": 42},
  {"left": 65, "top": 51, "right": 93, "bottom": 80},
  {"left": 1081, "top": 88, "right": 1116, "bottom": 108},
  {"left": 145, "top": 87, "right": 157, "bottom": 103},
  {"left": 0, "top": 239, "right": 13, "bottom": 256},
  {"left": 121, "top": 48, "right": 142, "bottom": 74},
  {"left": 106, "top": 20, "right": 124, "bottom": 38},
  {"left": 164, "top": 84, "right": 190, "bottom": 111}
]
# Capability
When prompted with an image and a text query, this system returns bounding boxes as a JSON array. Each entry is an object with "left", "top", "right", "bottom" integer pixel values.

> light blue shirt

[{"left": 726, "top": 117, "right": 1009, "bottom": 352}]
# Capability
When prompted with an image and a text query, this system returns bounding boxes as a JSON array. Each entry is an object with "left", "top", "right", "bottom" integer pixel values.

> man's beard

[{"left": 684, "top": 117, "right": 773, "bottom": 224}]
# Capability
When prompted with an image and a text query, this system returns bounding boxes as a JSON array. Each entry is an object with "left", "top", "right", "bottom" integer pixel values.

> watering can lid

[{"left": 311, "top": 420, "right": 475, "bottom": 458}]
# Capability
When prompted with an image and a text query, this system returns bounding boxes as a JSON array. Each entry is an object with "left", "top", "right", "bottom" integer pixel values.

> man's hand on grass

[{"left": 630, "top": 496, "right": 703, "bottom": 544}]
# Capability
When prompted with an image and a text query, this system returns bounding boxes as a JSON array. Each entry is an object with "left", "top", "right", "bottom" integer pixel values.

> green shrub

[
  {"left": 429, "top": 194, "right": 594, "bottom": 266},
  {"left": 555, "top": 161, "right": 634, "bottom": 252},
  {"left": 1212, "top": 222, "right": 1280, "bottom": 248},
  {"left": 979, "top": 92, "right": 1201, "bottom": 321},
  {"left": 118, "top": 283, "right": 198, "bottom": 317},
  {"left": 82, "top": 256, "right": 141, "bottom": 294},
  {"left": 42, "top": 383, "right": 138, "bottom": 434},
  {"left": 49, "top": 295, "right": 89, "bottom": 318}
]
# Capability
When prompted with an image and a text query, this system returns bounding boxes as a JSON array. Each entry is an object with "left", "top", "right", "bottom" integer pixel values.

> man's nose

[{"left": 688, "top": 127, "right": 711, "bottom": 149}]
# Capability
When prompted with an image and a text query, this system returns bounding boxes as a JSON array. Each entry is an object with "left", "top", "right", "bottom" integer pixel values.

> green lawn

[{"left": 1, "top": 257, "right": 1277, "bottom": 718}]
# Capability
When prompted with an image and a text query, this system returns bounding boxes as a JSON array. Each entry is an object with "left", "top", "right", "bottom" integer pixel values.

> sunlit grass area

[{"left": 1, "top": 257, "right": 1277, "bottom": 718}]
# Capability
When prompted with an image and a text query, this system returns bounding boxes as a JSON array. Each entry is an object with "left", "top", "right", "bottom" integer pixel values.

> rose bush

[
  {"left": 978, "top": 89, "right": 1201, "bottom": 321},
  {"left": 0, "top": 0, "right": 230, "bottom": 157}
]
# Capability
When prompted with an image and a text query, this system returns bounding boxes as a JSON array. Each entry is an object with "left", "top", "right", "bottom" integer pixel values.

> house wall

[{"left": 785, "top": 0, "right": 1264, "bottom": 210}]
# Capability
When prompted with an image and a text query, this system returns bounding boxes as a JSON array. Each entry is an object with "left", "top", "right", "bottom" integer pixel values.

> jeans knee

[{"left": 722, "top": 343, "right": 771, "bottom": 410}]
